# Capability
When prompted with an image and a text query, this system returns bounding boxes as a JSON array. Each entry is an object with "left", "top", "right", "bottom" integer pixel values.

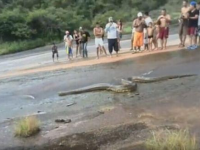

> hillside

[{"left": 0, "top": 0, "right": 181, "bottom": 54}]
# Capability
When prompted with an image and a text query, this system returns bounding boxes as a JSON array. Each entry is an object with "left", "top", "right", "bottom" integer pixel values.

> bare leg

[
  {"left": 102, "top": 46, "right": 107, "bottom": 55},
  {"left": 149, "top": 38, "right": 153, "bottom": 51},
  {"left": 164, "top": 38, "right": 167, "bottom": 50},
  {"left": 160, "top": 39, "right": 163, "bottom": 50},
  {"left": 182, "top": 34, "right": 187, "bottom": 47},
  {"left": 97, "top": 47, "right": 100, "bottom": 59}
]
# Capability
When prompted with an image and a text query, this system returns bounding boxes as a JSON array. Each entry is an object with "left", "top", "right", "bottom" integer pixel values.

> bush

[
  {"left": 0, "top": 38, "right": 45, "bottom": 55},
  {"left": 15, "top": 116, "right": 40, "bottom": 138},
  {"left": 145, "top": 130, "right": 198, "bottom": 150}
]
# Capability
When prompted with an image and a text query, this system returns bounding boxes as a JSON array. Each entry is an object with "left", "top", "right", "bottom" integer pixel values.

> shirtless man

[
  {"left": 93, "top": 22, "right": 107, "bottom": 59},
  {"left": 179, "top": 0, "right": 189, "bottom": 47},
  {"left": 133, "top": 12, "right": 146, "bottom": 52},
  {"left": 157, "top": 9, "right": 171, "bottom": 50}
]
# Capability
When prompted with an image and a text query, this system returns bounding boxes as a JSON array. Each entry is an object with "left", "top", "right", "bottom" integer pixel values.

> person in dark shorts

[
  {"left": 187, "top": 1, "right": 199, "bottom": 50},
  {"left": 179, "top": 0, "right": 189, "bottom": 47},
  {"left": 105, "top": 17, "right": 119, "bottom": 57},
  {"left": 73, "top": 30, "right": 80, "bottom": 57},
  {"left": 52, "top": 43, "right": 58, "bottom": 62}
]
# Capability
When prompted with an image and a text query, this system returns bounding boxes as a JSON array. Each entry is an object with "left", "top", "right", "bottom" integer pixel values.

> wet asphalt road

[{"left": 1, "top": 32, "right": 200, "bottom": 148}]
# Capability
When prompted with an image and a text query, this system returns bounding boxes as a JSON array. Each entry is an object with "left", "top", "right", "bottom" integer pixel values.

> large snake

[
  {"left": 59, "top": 74, "right": 197, "bottom": 96},
  {"left": 59, "top": 80, "right": 137, "bottom": 97},
  {"left": 131, "top": 74, "right": 197, "bottom": 83}
]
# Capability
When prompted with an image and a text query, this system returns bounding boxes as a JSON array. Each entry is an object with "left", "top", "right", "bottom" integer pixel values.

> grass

[
  {"left": 0, "top": 38, "right": 46, "bottom": 55},
  {"left": 15, "top": 116, "right": 40, "bottom": 138},
  {"left": 145, "top": 129, "right": 198, "bottom": 150}
]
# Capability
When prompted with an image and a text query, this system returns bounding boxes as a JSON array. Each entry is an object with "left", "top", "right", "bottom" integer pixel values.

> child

[
  {"left": 52, "top": 43, "right": 59, "bottom": 62},
  {"left": 147, "top": 22, "right": 154, "bottom": 51}
]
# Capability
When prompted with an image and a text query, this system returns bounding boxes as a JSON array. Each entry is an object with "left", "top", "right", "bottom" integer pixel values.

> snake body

[
  {"left": 59, "top": 83, "right": 137, "bottom": 97},
  {"left": 59, "top": 74, "right": 196, "bottom": 97},
  {"left": 131, "top": 74, "right": 196, "bottom": 83}
]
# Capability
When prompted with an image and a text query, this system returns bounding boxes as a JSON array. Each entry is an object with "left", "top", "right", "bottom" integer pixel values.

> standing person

[
  {"left": 93, "top": 22, "right": 107, "bottom": 59},
  {"left": 144, "top": 11, "right": 153, "bottom": 26},
  {"left": 157, "top": 9, "right": 171, "bottom": 50},
  {"left": 80, "top": 28, "right": 90, "bottom": 58},
  {"left": 130, "top": 18, "right": 136, "bottom": 50},
  {"left": 64, "top": 31, "right": 73, "bottom": 60},
  {"left": 52, "top": 43, "right": 59, "bottom": 62},
  {"left": 133, "top": 12, "right": 146, "bottom": 52},
  {"left": 118, "top": 19, "right": 123, "bottom": 50},
  {"left": 187, "top": 1, "right": 199, "bottom": 50},
  {"left": 105, "top": 17, "right": 119, "bottom": 57},
  {"left": 147, "top": 22, "right": 155, "bottom": 51},
  {"left": 73, "top": 30, "right": 80, "bottom": 57},
  {"left": 152, "top": 21, "right": 160, "bottom": 50},
  {"left": 179, "top": 0, "right": 189, "bottom": 47}
]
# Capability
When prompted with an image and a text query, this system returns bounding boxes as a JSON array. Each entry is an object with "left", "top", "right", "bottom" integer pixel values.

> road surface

[{"left": 0, "top": 34, "right": 179, "bottom": 74}]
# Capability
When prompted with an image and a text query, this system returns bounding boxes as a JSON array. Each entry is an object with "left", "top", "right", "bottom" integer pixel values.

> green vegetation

[
  {"left": 15, "top": 116, "right": 40, "bottom": 138},
  {"left": 0, "top": 0, "right": 182, "bottom": 54},
  {"left": 145, "top": 130, "right": 198, "bottom": 150}
]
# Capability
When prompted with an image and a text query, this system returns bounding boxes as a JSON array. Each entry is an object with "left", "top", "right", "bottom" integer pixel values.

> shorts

[
  {"left": 133, "top": 31, "right": 144, "bottom": 47},
  {"left": 159, "top": 27, "right": 169, "bottom": 39},
  {"left": 66, "top": 46, "right": 73, "bottom": 55},
  {"left": 108, "top": 39, "right": 119, "bottom": 54},
  {"left": 95, "top": 38, "right": 104, "bottom": 48},
  {"left": 148, "top": 35, "right": 153, "bottom": 39},
  {"left": 188, "top": 27, "right": 197, "bottom": 35}
]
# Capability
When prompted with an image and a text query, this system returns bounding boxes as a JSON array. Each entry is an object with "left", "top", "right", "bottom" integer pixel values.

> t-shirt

[
  {"left": 145, "top": 17, "right": 153, "bottom": 26},
  {"left": 64, "top": 35, "right": 73, "bottom": 47},
  {"left": 105, "top": 22, "right": 118, "bottom": 39},
  {"left": 188, "top": 9, "right": 199, "bottom": 27},
  {"left": 81, "top": 31, "right": 90, "bottom": 43}
]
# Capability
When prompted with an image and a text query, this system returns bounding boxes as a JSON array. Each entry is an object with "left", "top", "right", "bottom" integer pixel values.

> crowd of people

[{"left": 52, "top": 0, "right": 200, "bottom": 62}]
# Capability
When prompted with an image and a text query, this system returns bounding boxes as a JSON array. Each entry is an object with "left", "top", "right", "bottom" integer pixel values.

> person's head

[
  {"left": 65, "top": 30, "right": 69, "bottom": 35},
  {"left": 96, "top": 22, "right": 100, "bottom": 28},
  {"left": 148, "top": 22, "right": 153, "bottom": 27},
  {"left": 79, "top": 26, "right": 83, "bottom": 32},
  {"left": 52, "top": 42, "right": 55, "bottom": 46},
  {"left": 108, "top": 17, "right": 113, "bottom": 23},
  {"left": 183, "top": 0, "right": 188, "bottom": 7},
  {"left": 161, "top": 9, "right": 167, "bottom": 16},
  {"left": 74, "top": 30, "right": 77, "bottom": 34},
  {"left": 190, "top": 1, "right": 196, "bottom": 10},
  {"left": 144, "top": 11, "right": 149, "bottom": 18},
  {"left": 137, "top": 12, "right": 143, "bottom": 19}
]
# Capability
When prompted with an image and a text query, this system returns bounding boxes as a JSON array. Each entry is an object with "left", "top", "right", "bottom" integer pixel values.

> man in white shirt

[
  {"left": 105, "top": 17, "right": 119, "bottom": 57},
  {"left": 144, "top": 11, "right": 153, "bottom": 26},
  {"left": 64, "top": 31, "right": 73, "bottom": 60}
]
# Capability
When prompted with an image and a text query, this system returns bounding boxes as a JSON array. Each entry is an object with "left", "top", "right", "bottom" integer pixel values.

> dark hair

[
  {"left": 162, "top": 8, "right": 166, "bottom": 12},
  {"left": 144, "top": 11, "right": 149, "bottom": 16},
  {"left": 96, "top": 22, "right": 99, "bottom": 25},
  {"left": 52, "top": 43, "right": 55, "bottom": 45},
  {"left": 198, "top": 2, "right": 200, "bottom": 5}
]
